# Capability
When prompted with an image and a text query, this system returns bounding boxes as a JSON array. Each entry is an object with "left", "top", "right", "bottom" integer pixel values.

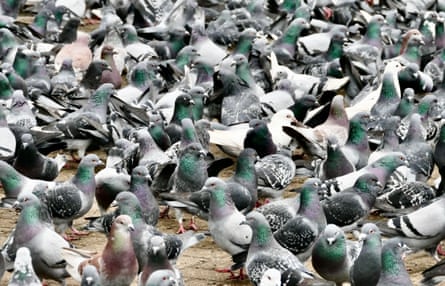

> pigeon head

[
  {"left": 417, "top": 94, "right": 441, "bottom": 119},
  {"left": 81, "top": 264, "right": 101, "bottom": 286},
  {"left": 322, "top": 224, "right": 345, "bottom": 246},
  {"left": 131, "top": 166, "right": 151, "bottom": 184},
  {"left": 80, "top": 154, "right": 104, "bottom": 168},
  {"left": 353, "top": 174, "right": 382, "bottom": 195},
  {"left": 204, "top": 177, "right": 230, "bottom": 208},
  {"left": 101, "top": 45, "right": 117, "bottom": 58},
  {"left": 20, "top": 133, "right": 34, "bottom": 148},
  {"left": 357, "top": 222, "right": 381, "bottom": 241},
  {"left": 172, "top": 93, "right": 195, "bottom": 122},
  {"left": 176, "top": 45, "right": 200, "bottom": 65},
  {"left": 14, "top": 192, "right": 40, "bottom": 212},
  {"left": 119, "top": 24, "right": 138, "bottom": 45},
  {"left": 112, "top": 191, "right": 139, "bottom": 209},
  {"left": 371, "top": 152, "right": 408, "bottom": 170},
  {"left": 148, "top": 235, "right": 167, "bottom": 256},
  {"left": 112, "top": 214, "right": 135, "bottom": 233}
]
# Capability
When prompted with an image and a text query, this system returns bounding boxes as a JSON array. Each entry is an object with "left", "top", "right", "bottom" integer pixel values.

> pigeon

[
  {"left": 320, "top": 152, "right": 408, "bottom": 198},
  {"left": 3, "top": 192, "right": 71, "bottom": 284},
  {"left": 129, "top": 165, "right": 159, "bottom": 226},
  {"left": 274, "top": 178, "right": 327, "bottom": 262},
  {"left": 100, "top": 45, "right": 122, "bottom": 89},
  {"left": 49, "top": 58, "right": 79, "bottom": 98},
  {"left": 81, "top": 264, "right": 101, "bottom": 286},
  {"left": 0, "top": 105, "right": 16, "bottom": 161},
  {"left": 54, "top": 32, "right": 93, "bottom": 75},
  {"left": 283, "top": 94, "right": 349, "bottom": 159},
  {"left": 311, "top": 224, "right": 359, "bottom": 285},
  {"left": 206, "top": 177, "right": 252, "bottom": 279},
  {"left": 376, "top": 238, "right": 413, "bottom": 286},
  {"left": 244, "top": 119, "right": 278, "bottom": 158},
  {"left": 255, "top": 195, "right": 300, "bottom": 233},
  {"left": 350, "top": 223, "right": 382, "bottom": 286},
  {"left": 8, "top": 247, "right": 42, "bottom": 286},
  {"left": 243, "top": 211, "right": 313, "bottom": 286},
  {"left": 208, "top": 109, "right": 298, "bottom": 157},
  {"left": 316, "top": 135, "right": 355, "bottom": 180},
  {"left": 323, "top": 173, "right": 382, "bottom": 229},
  {"left": 7, "top": 91, "right": 37, "bottom": 129},
  {"left": 167, "top": 143, "right": 208, "bottom": 233},
  {"left": 161, "top": 147, "right": 258, "bottom": 218},
  {"left": 378, "top": 194, "right": 445, "bottom": 257},
  {"left": 13, "top": 133, "right": 67, "bottom": 181},
  {"left": 255, "top": 149, "right": 296, "bottom": 200},
  {"left": 56, "top": 83, "right": 115, "bottom": 158},
  {"left": 165, "top": 93, "right": 195, "bottom": 144},
  {"left": 434, "top": 123, "right": 445, "bottom": 192},
  {"left": 63, "top": 215, "right": 138, "bottom": 286},
  {"left": 39, "top": 154, "right": 104, "bottom": 238}
]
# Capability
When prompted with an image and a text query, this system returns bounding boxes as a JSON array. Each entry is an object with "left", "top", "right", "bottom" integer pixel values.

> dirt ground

[{"left": 0, "top": 147, "right": 443, "bottom": 286}]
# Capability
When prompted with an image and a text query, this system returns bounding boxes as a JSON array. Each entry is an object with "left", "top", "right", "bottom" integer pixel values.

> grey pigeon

[
  {"left": 256, "top": 195, "right": 300, "bottom": 233},
  {"left": 13, "top": 133, "right": 67, "bottom": 181},
  {"left": 311, "top": 224, "right": 359, "bottom": 285},
  {"left": 63, "top": 215, "right": 138, "bottom": 285},
  {"left": 129, "top": 165, "right": 159, "bottom": 226},
  {"left": 7, "top": 91, "right": 37, "bottom": 129},
  {"left": 421, "top": 256, "right": 445, "bottom": 285},
  {"left": 81, "top": 264, "right": 101, "bottom": 286},
  {"left": 206, "top": 178, "right": 252, "bottom": 278},
  {"left": 274, "top": 178, "right": 326, "bottom": 262},
  {"left": 378, "top": 195, "right": 445, "bottom": 257},
  {"left": 8, "top": 247, "right": 42, "bottom": 286},
  {"left": 40, "top": 154, "right": 103, "bottom": 238},
  {"left": 323, "top": 173, "right": 381, "bottom": 229},
  {"left": 168, "top": 143, "right": 208, "bottom": 233},
  {"left": 316, "top": 135, "right": 355, "bottom": 180},
  {"left": 255, "top": 149, "right": 296, "bottom": 200},
  {"left": 243, "top": 211, "right": 313, "bottom": 286},
  {"left": 4, "top": 192, "right": 71, "bottom": 284},
  {"left": 350, "top": 223, "right": 382, "bottom": 286},
  {"left": 376, "top": 238, "right": 412, "bottom": 286}
]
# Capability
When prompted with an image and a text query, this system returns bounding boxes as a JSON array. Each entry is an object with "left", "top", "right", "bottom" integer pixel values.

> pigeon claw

[
  {"left": 187, "top": 216, "right": 198, "bottom": 231},
  {"left": 177, "top": 224, "right": 187, "bottom": 234}
]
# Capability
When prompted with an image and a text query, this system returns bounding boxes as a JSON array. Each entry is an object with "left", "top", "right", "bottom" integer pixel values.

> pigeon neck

[
  {"left": 404, "top": 44, "right": 420, "bottom": 63},
  {"left": 282, "top": 25, "right": 302, "bottom": 45},
  {"left": 0, "top": 167, "right": 25, "bottom": 197},
  {"left": 131, "top": 69, "right": 149, "bottom": 89},
  {"left": 73, "top": 165, "right": 96, "bottom": 193},
  {"left": 327, "top": 39, "right": 343, "bottom": 61},
  {"left": 379, "top": 73, "right": 399, "bottom": 103},
  {"left": 234, "top": 156, "right": 256, "bottom": 182},
  {"left": 0, "top": 78, "right": 13, "bottom": 99},
  {"left": 346, "top": 120, "right": 368, "bottom": 148},
  {"left": 234, "top": 37, "right": 253, "bottom": 57},
  {"left": 436, "top": 22, "right": 445, "bottom": 50},
  {"left": 32, "top": 12, "right": 49, "bottom": 34},
  {"left": 19, "top": 204, "right": 41, "bottom": 229},
  {"left": 172, "top": 102, "right": 192, "bottom": 124},
  {"left": 365, "top": 21, "right": 381, "bottom": 42},
  {"left": 251, "top": 223, "right": 273, "bottom": 248},
  {"left": 381, "top": 249, "right": 404, "bottom": 276},
  {"left": 235, "top": 62, "right": 253, "bottom": 86},
  {"left": 209, "top": 188, "right": 234, "bottom": 218},
  {"left": 314, "top": 237, "right": 345, "bottom": 263}
]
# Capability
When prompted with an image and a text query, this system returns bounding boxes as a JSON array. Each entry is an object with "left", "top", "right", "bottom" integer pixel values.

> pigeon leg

[
  {"left": 70, "top": 226, "right": 89, "bottom": 236},
  {"left": 187, "top": 216, "right": 198, "bottom": 231},
  {"left": 215, "top": 268, "right": 245, "bottom": 280},
  {"left": 160, "top": 206, "right": 170, "bottom": 218}
]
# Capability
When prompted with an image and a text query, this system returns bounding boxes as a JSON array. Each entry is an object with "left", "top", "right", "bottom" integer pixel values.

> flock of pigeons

[{"left": 4, "top": 0, "right": 445, "bottom": 285}]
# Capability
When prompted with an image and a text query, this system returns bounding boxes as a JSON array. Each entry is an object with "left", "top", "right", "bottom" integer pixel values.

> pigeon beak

[
  {"left": 110, "top": 200, "right": 118, "bottom": 208},
  {"left": 152, "top": 245, "right": 161, "bottom": 254},
  {"left": 13, "top": 201, "right": 22, "bottom": 212},
  {"left": 199, "top": 150, "right": 207, "bottom": 158},
  {"left": 358, "top": 233, "right": 367, "bottom": 242},
  {"left": 327, "top": 237, "right": 336, "bottom": 245},
  {"left": 128, "top": 223, "right": 135, "bottom": 232},
  {"left": 376, "top": 181, "right": 383, "bottom": 188}
]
